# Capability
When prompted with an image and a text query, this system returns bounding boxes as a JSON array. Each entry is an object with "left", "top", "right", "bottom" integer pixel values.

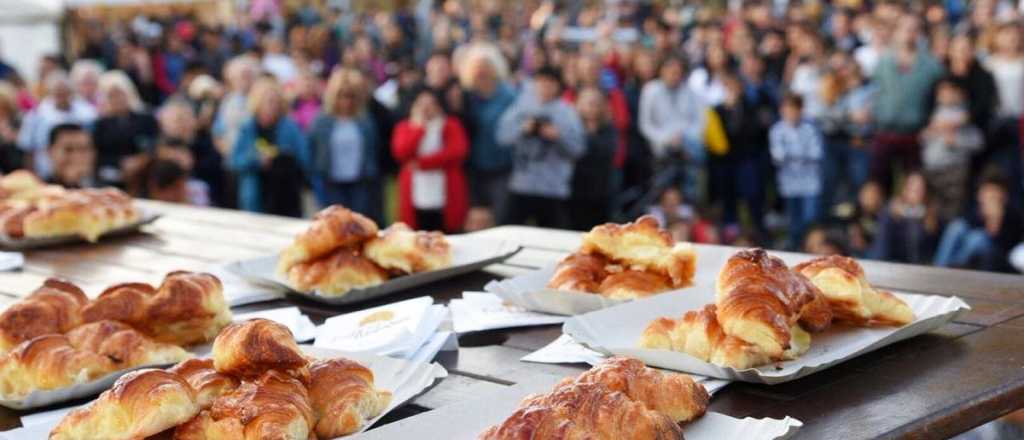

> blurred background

[{"left": 0, "top": 0, "right": 1022, "bottom": 281}]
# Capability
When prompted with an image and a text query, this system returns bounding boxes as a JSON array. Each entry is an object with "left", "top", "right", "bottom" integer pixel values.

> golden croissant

[
  {"left": 82, "top": 271, "right": 232, "bottom": 346},
  {"left": 567, "top": 356, "right": 708, "bottom": 423},
  {"left": 308, "top": 358, "right": 392, "bottom": 438},
  {"left": 174, "top": 370, "right": 315, "bottom": 440},
  {"left": 794, "top": 255, "right": 914, "bottom": 326},
  {"left": 23, "top": 187, "right": 140, "bottom": 242},
  {"left": 580, "top": 215, "right": 697, "bottom": 288},
  {"left": 168, "top": 358, "right": 240, "bottom": 410},
  {"left": 597, "top": 270, "right": 674, "bottom": 299},
  {"left": 547, "top": 252, "right": 609, "bottom": 293},
  {"left": 0, "top": 334, "right": 112, "bottom": 399},
  {"left": 212, "top": 318, "right": 309, "bottom": 381},
  {"left": 286, "top": 247, "right": 388, "bottom": 297},
  {"left": 714, "top": 249, "right": 832, "bottom": 358},
  {"left": 65, "top": 320, "right": 192, "bottom": 370},
  {"left": 363, "top": 223, "right": 452, "bottom": 274},
  {"left": 0, "top": 279, "right": 88, "bottom": 352},
  {"left": 277, "top": 205, "right": 379, "bottom": 275},
  {"left": 49, "top": 369, "right": 201, "bottom": 440}
]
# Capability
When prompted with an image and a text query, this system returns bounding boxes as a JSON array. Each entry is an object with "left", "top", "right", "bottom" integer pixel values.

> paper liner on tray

[
  {"left": 485, "top": 264, "right": 695, "bottom": 316},
  {"left": 229, "top": 235, "right": 521, "bottom": 306},
  {"left": 0, "top": 361, "right": 177, "bottom": 411},
  {"left": 563, "top": 290, "right": 970, "bottom": 384},
  {"left": 347, "top": 373, "right": 800, "bottom": 440},
  {"left": 0, "top": 211, "right": 160, "bottom": 250},
  {"left": 2, "top": 346, "right": 447, "bottom": 439}
]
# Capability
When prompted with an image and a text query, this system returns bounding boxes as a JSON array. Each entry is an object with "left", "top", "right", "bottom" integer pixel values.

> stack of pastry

[
  {"left": 276, "top": 205, "right": 452, "bottom": 297},
  {"left": 479, "top": 357, "right": 709, "bottom": 439},
  {"left": 0, "top": 170, "right": 141, "bottom": 242},
  {"left": 546, "top": 215, "right": 697, "bottom": 299},
  {"left": 0, "top": 271, "right": 231, "bottom": 399},
  {"left": 639, "top": 249, "right": 915, "bottom": 369},
  {"left": 49, "top": 318, "right": 393, "bottom": 440}
]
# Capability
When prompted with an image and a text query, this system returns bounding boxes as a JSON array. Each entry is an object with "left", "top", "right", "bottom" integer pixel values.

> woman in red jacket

[{"left": 391, "top": 89, "right": 469, "bottom": 232}]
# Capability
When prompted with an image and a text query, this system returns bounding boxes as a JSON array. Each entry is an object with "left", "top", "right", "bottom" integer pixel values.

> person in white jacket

[{"left": 638, "top": 55, "right": 707, "bottom": 201}]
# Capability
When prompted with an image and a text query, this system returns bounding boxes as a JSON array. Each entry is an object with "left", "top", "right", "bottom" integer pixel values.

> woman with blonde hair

[
  {"left": 229, "top": 77, "right": 309, "bottom": 216},
  {"left": 92, "top": 70, "right": 158, "bottom": 188},
  {"left": 308, "top": 68, "right": 383, "bottom": 221}
]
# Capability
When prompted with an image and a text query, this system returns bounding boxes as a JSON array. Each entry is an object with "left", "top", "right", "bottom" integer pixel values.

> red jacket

[{"left": 391, "top": 117, "right": 469, "bottom": 232}]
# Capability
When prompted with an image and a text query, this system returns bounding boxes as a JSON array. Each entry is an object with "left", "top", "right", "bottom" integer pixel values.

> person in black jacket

[
  {"left": 569, "top": 87, "right": 616, "bottom": 231},
  {"left": 91, "top": 71, "right": 158, "bottom": 192}
]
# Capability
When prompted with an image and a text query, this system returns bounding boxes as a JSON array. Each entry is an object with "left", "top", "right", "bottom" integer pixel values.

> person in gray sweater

[{"left": 496, "top": 66, "right": 585, "bottom": 228}]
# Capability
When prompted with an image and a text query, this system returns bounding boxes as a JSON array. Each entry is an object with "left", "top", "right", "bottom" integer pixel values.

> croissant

[
  {"left": 82, "top": 271, "right": 232, "bottom": 346},
  {"left": 640, "top": 304, "right": 807, "bottom": 369},
  {"left": 168, "top": 358, "right": 240, "bottom": 410},
  {"left": 794, "top": 256, "right": 915, "bottom": 326},
  {"left": 49, "top": 369, "right": 200, "bottom": 440},
  {"left": 567, "top": 357, "right": 708, "bottom": 423},
  {"left": 0, "top": 170, "right": 46, "bottom": 198},
  {"left": 211, "top": 318, "right": 309, "bottom": 381},
  {"left": 0, "top": 279, "right": 88, "bottom": 352},
  {"left": 308, "top": 358, "right": 392, "bottom": 438},
  {"left": 23, "top": 188, "right": 140, "bottom": 242},
  {"left": 714, "top": 249, "right": 832, "bottom": 358},
  {"left": 580, "top": 215, "right": 697, "bottom": 287},
  {"left": 363, "top": 223, "right": 452, "bottom": 274},
  {"left": 478, "top": 382, "right": 683, "bottom": 440},
  {"left": 66, "top": 320, "right": 192, "bottom": 370},
  {"left": 286, "top": 247, "right": 388, "bottom": 297},
  {"left": 0, "top": 334, "right": 112, "bottom": 399},
  {"left": 174, "top": 370, "right": 315, "bottom": 440},
  {"left": 277, "top": 205, "right": 379, "bottom": 275},
  {"left": 596, "top": 270, "right": 674, "bottom": 299},
  {"left": 546, "top": 252, "right": 609, "bottom": 293},
  {"left": 0, "top": 201, "right": 34, "bottom": 237}
]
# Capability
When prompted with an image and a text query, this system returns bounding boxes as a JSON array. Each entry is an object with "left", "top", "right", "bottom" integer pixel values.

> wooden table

[{"left": 2, "top": 199, "right": 1024, "bottom": 439}]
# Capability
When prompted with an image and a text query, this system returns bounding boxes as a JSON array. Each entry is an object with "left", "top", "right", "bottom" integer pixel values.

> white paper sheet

[
  {"left": 209, "top": 265, "right": 286, "bottom": 306},
  {"left": 348, "top": 374, "right": 799, "bottom": 440},
  {"left": 314, "top": 297, "right": 445, "bottom": 357},
  {"left": 0, "top": 252, "right": 23, "bottom": 272},
  {"left": 563, "top": 289, "right": 970, "bottom": 384},
  {"left": 3, "top": 347, "right": 448, "bottom": 439},
  {"left": 520, "top": 334, "right": 608, "bottom": 365},
  {"left": 449, "top": 292, "right": 566, "bottom": 333}
]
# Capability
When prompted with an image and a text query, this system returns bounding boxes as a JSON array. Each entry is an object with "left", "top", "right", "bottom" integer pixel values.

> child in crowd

[
  {"left": 647, "top": 187, "right": 695, "bottom": 228},
  {"left": 872, "top": 171, "right": 939, "bottom": 264},
  {"left": 935, "top": 170, "right": 1023, "bottom": 271},
  {"left": 920, "top": 80, "right": 983, "bottom": 222},
  {"left": 769, "top": 93, "right": 823, "bottom": 250},
  {"left": 151, "top": 137, "right": 210, "bottom": 205}
]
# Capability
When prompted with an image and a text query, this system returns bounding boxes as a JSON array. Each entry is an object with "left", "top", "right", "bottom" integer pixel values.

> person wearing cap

[{"left": 496, "top": 66, "right": 585, "bottom": 228}]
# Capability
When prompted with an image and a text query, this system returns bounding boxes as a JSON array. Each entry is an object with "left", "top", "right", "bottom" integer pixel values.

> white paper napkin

[
  {"left": 0, "top": 252, "right": 23, "bottom": 272},
  {"left": 234, "top": 307, "right": 317, "bottom": 342},
  {"left": 449, "top": 292, "right": 566, "bottom": 333},
  {"left": 521, "top": 334, "right": 607, "bottom": 365},
  {"left": 410, "top": 331, "right": 459, "bottom": 365},
  {"left": 314, "top": 297, "right": 446, "bottom": 357},
  {"left": 20, "top": 404, "right": 79, "bottom": 427},
  {"left": 210, "top": 266, "right": 286, "bottom": 306}
]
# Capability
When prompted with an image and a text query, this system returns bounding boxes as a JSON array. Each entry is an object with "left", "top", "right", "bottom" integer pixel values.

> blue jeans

[
  {"left": 784, "top": 195, "right": 819, "bottom": 250},
  {"left": 314, "top": 178, "right": 383, "bottom": 224},
  {"left": 933, "top": 219, "right": 996, "bottom": 269},
  {"left": 822, "top": 139, "right": 871, "bottom": 211}
]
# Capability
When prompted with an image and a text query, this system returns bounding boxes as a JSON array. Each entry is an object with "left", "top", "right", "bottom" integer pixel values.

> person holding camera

[{"left": 496, "top": 66, "right": 585, "bottom": 228}]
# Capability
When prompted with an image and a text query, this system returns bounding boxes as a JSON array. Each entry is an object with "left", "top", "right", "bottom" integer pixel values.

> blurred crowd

[{"left": 0, "top": 0, "right": 1022, "bottom": 273}]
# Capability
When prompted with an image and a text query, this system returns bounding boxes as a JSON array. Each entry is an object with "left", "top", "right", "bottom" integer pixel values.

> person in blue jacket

[{"left": 230, "top": 77, "right": 310, "bottom": 216}]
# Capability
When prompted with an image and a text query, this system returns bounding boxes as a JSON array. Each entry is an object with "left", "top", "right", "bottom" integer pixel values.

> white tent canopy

[
  {"left": 0, "top": 0, "right": 62, "bottom": 82},
  {"left": 0, "top": 0, "right": 62, "bottom": 23}
]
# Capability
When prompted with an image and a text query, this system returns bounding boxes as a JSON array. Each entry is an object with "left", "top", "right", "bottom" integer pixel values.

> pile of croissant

[
  {"left": 0, "top": 170, "right": 141, "bottom": 242},
  {"left": 479, "top": 357, "right": 709, "bottom": 439},
  {"left": 0, "top": 271, "right": 231, "bottom": 399},
  {"left": 640, "top": 249, "right": 916, "bottom": 369},
  {"left": 547, "top": 215, "right": 697, "bottom": 299},
  {"left": 50, "top": 318, "right": 392, "bottom": 440},
  {"left": 276, "top": 205, "right": 453, "bottom": 297}
]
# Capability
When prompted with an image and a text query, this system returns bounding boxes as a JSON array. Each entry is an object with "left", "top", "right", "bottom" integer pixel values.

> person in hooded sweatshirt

[{"left": 496, "top": 66, "right": 585, "bottom": 228}]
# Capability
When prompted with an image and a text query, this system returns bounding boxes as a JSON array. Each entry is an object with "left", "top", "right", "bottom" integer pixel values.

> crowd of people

[{"left": 0, "top": 0, "right": 1022, "bottom": 273}]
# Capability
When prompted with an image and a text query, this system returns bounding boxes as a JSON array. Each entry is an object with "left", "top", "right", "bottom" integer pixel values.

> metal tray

[{"left": 0, "top": 211, "right": 160, "bottom": 250}]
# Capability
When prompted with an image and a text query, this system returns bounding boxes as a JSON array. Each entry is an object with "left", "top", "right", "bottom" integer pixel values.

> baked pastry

[
  {"left": 0, "top": 279, "right": 88, "bottom": 352},
  {"left": 580, "top": 215, "right": 697, "bottom": 287},
  {"left": 715, "top": 249, "right": 832, "bottom": 358},
  {"left": 596, "top": 270, "right": 674, "bottom": 299},
  {"left": 640, "top": 304, "right": 807, "bottom": 369},
  {"left": 567, "top": 357, "right": 708, "bottom": 423},
  {"left": 363, "top": 223, "right": 452, "bottom": 274},
  {"left": 308, "top": 358, "right": 392, "bottom": 438},
  {"left": 0, "top": 201, "right": 33, "bottom": 237},
  {"left": 277, "top": 205, "right": 379, "bottom": 275},
  {"left": 66, "top": 320, "right": 192, "bottom": 370},
  {"left": 211, "top": 319, "right": 309, "bottom": 381},
  {"left": 478, "top": 382, "right": 683, "bottom": 440},
  {"left": 285, "top": 247, "right": 388, "bottom": 297},
  {"left": 174, "top": 370, "right": 315, "bottom": 440},
  {"left": 23, "top": 188, "right": 140, "bottom": 242},
  {"left": 82, "top": 271, "right": 232, "bottom": 346},
  {"left": 168, "top": 358, "right": 240, "bottom": 410},
  {"left": 0, "top": 170, "right": 46, "bottom": 198},
  {"left": 546, "top": 252, "right": 609, "bottom": 293},
  {"left": 0, "top": 334, "right": 112, "bottom": 399},
  {"left": 794, "top": 255, "right": 915, "bottom": 326},
  {"left": 50, "top": 369, "right": 200, "bottom": 440}
]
